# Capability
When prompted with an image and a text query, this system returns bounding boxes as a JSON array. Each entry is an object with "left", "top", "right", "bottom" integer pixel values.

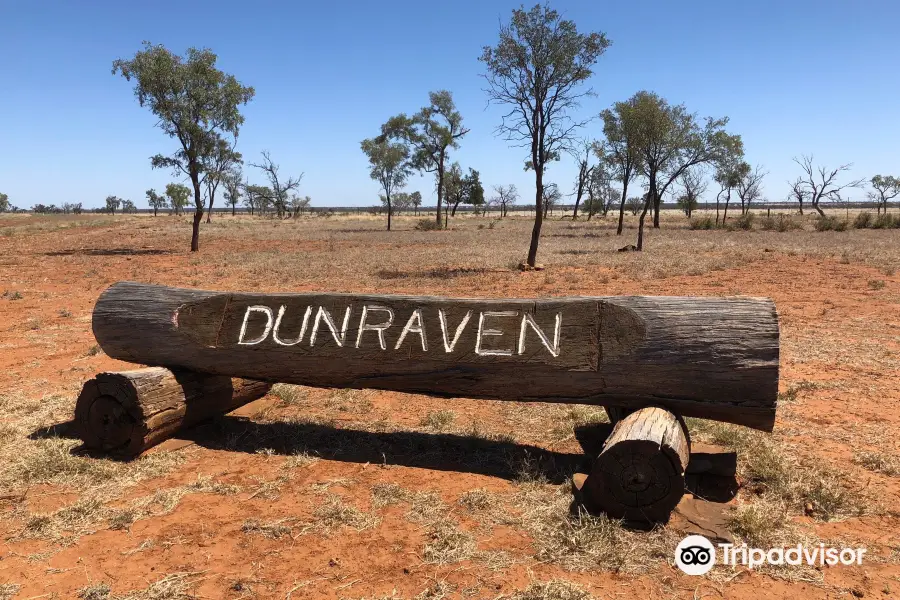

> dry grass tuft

[
  {"left": 314, "top": 494, "right": 380, "bottom": 533},
  {"left": 501, "top": 580, "right": 593, "bottom": 600},
  {"left": 78, "top": 583, "right": 112, "bottom": 599},
  {"left": 118, "top": 572, "right": 199, "bottom": 600},
  {"left": 0, "top": 584, "right": 21, "bottom": 600},
  {"left": 457, "top": 488, "right": 496, "bottom": 512},
  {"left": 686, "top": 419, "right": 868, "bottom": 521},
  {"left": 420, "top": 410, "right": 455, "bottom": 431},
  {"left": 512, "top": 482, "right": 673, "bottom": 572},
  {"left": 241, "top": 518, "right": 293, "bottom": 539},
  {"left": 423, "top": 519, "right": 476, "bottom": 564},
  {"left": 854, "top": 451, "right": 899, "bottom": 477}
]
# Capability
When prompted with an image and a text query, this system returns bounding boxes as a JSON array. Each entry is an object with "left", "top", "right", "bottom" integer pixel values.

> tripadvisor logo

[
  {"left": 675, "top": 535, "right": 716, "bottom": 575},
  {"left": 675, "top": 535, "right": 867, "bottom": 575}
]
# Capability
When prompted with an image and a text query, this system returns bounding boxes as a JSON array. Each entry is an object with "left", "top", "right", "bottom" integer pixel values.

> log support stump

[
  {"left": 578, "top": 406, "right": 690, "bottom": 523},
  {"left": 75, "top": 367, "right": 272, "bottom": 458}
]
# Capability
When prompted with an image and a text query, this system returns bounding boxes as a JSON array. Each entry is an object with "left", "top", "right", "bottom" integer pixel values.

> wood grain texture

[
  {"left": 581, "top": 407, "right": 690, "bottom": 522},
  {"left": 74, "top": 367, "right": 271, "bottom": 457},
  {"left": 91, "top": 282, "right": 780, "bottom": 431}
]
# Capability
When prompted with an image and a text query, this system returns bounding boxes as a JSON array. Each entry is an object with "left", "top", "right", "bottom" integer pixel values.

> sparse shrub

[
  {"left": 415, "top": 218, "right": 441, "bottom": 231},
  {"left": 1, "top": 290, "right": 23, "bottom": 300},
  {"left": 86, "top": 344, "right": 102, "bottom": 357},
  {"left": 872, "top": 214, "right": 893, "bottom": 229},
  {"left": 853, "top": 211, "right": 872, "bottom": 229},
  {"left": 689, "top": 216, "right": 715, "bottom": 230},
  {"left": 78, "top": 583, "right": 111, "bottom": 600},
  {"left": 760, "top": 216, "right": 776, "bottom": 231},
  {"left": 868, "top": 279, "right": 886, "bottom": 290},
  {"left": 832, "top": 218, "right": 848, "bottom": 231},
  {"left": 421, "top": 409, "right": 455, "bottom": 431},
  {"left": 734, "top": 212, "right": 754, "bottom": 230},
  {"left": 855, "top": 451, "right": 899, "bottom": 476},
  {"left": 814, "top": 216, "right": 837, "bottom": 231}
]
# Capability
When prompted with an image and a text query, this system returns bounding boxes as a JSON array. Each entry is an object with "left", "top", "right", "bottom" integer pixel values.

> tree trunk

[
  {"left": 232, "top": 204, "right": 236, "bottom": 217},
  {"left": 579, "top": 406, "right": 689, "bottom": 522},
  {"left": 153, "top": 207, "right": 157, "bottom": 217},
  {"left": 435, "top": 152, "right": 445, "bottom": 227},
  {"left": 190, "top": 174, "right": 203, "bottom": 252},
  {"left": 723, "top": 189, "right": 732, "bottom": 223},
  {"left": 74, "top": 367, "right": 271, "bottom": 457},
  {"left": 616, "top": 167, "right": 631, "bottom": 235},
  {"left": 636, "top": 179, "right": 656, "bottom": 251},
  {"left": 92, "top": 283, "right": 780, "bottom": 431},
  {"left": 653, "top": 191, "right": 661, "bottom": 228},
  {"left": 528, "top": 168, "right": 544, "bottom": 267},
  {"left": 387, "top": 195, "right": 392, "bottom": 231},
  {"left": 206, "top": 192, "right": 215, "bottom": 224},
  {"left": 812, "top": 198, "right": 825, "bottom": 217}
]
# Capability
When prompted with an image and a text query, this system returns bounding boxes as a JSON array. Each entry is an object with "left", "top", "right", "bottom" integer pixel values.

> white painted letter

[
  {"left": 355, "top": 305, "right": 394, "bottom": 350},
  {"left": 394, "top": 308, "right": 428, "bottom": 351},
  {"left": 272, "top": 305, "right": 312, "bottom": 346},
  {"left": 475, "top": 311, "right": 518, "bottom": 356},
  {"left": 309, "top": 305, "right": 352, "bottom": 347},
  {"left": 517, "top": 312, "right": 562, "bottom": 357},
  {"left": 438, "top": 309, "right": 472, "bottom": 353},
  {"left": 237, "top": 305, "right": 274, "bottom": 345}
]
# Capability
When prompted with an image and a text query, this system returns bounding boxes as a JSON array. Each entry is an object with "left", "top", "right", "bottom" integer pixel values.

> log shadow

[
  {"left": 183, "top": 415, "right": 588, "bottom": 484},
  {"left": 28, "top": 420, "right": 79, "bottom": 440},
  {"left": 44, "top": 248, "right": 172, "bottom": 256}
]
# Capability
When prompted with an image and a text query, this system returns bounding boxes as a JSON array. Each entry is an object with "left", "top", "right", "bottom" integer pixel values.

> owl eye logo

[
  {"left": 679, "top": 546, "right": 712, "bottom": 566},
  {"left": 675, "top": 535, "right": 716, "bottom": 575}
]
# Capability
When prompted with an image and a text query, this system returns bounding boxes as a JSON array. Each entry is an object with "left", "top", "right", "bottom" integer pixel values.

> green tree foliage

[
  {"left": 626, "top": 91, "right": 741, "bottom": 249},
  {"left": 244, "top": 184, "right": 272, "bottom": 216},
  {"left": 480, "top": 4, "right": 610, "bottom": 266},
  {"left": 380, "top": 91, "right": 468, "bottom": 228},
  {"left": 409, "top": 191, "right": 423, "bottom": 215},
  {"left": 223, "top": 168, "right": 242, "bottom": 216},
  {"left": 736, "top": 164, "right": 767, "bottom": 214},
  {"left": 869, "top": 174, "right": 900, "bottom": 215},
  {"left": 361, "top": 136, "right": 411, "bottom": 231},
  {"left": 121, "top": 199, "right": 137, "bottom": 213},
  {"left": 601, "top": 98, "right": 641, "bottom": 234},
  {"left": 165, "top": 183, "right": 191, "bottom": 216},
  {"left": 715, "top": 155, "right": 749, "bottom": 224},
  {"left": 0, "top": 193, "right": 9, "bottom": 213},
  {"left": 112, "top": 42, "right": 254, "bottom": 251},
  {"left": 203, "top": 137, "right": 242, "bottom": 222},
  {"left": 145, "top": 189, "right": 167, "bottom": 216},
  {"left": 105, "top": 195, "right": 122, "bottom": 214}
]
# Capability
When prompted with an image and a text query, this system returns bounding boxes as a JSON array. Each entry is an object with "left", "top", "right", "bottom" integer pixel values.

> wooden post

[
  {"left": 91, "top": 283, "right": 780, "bottom": 431},
  {"left": 579, "top": 407, "right": 689, "bottom": 523},
  {"left": 75, "top": 367, "right": 271, "bottom": 457}
]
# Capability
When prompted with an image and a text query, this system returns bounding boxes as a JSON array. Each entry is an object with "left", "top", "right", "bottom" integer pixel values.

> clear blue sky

[{"left": 1, "top": 0, "right": 898, "bottom": 210}]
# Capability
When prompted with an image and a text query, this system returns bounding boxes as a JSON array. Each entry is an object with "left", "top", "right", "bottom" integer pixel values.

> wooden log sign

[{"left": 92, "top": 282, "right": 780, "bottom": 431}]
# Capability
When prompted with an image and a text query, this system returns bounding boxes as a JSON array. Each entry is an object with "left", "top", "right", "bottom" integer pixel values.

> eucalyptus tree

[
  {"left": 223, "top": 168, "right": 242, "bottom": 216},
  {"left": 542, "top": 183, "right": 562, "bottom": 219},
  {"left": 203, "top": 136, "right": 242, "bottom": 222},
  {"left": 628, "top": 91, "right": 741, "bottom": 249},
  {"left": 105, "top": 195, "right": 122, "bottom": 214},
  {"left": 380, "top": 91, "right": 468, "bottom": 228},
  {"left": 250, "top": 151, "right": 302, "bottom": 219},
  {"left": 0, "top": 193, "right": 9, "bottom": 213},
  {"left": 480, "top": 3, "right": 610, "bottom": 266},
  {"left": 736, "top": 164, "right": 767, "bottom": 214},
  {"left": 792, "top": 155, "right": 864, "bottom": 217},
  {"left": 601, "top": 98, "right": 641, "bottom": 234},
  {"left": 868, "top": 175, "right": 900, "bottom": 215},
  {"left": 145, "top": 189, "right": 166, "bottom": 216},
  {"left": 361, "top": 136, "right": 410, "bottom": 231},
  {"left": 715, "top": 158, "right": 749, "bottom": 224},
  {"left": 788, "top": 177, "right": 808, "bottom": 214},
  {"left": 113, "top": 42, "right": 254, "bottom": 251},
  {"left": 675, "top": 166, "right": 706, "bottom": 218},
  {"left": 569, "top": 139, "right": 595, "bottom": 220},
  {"left": 491, "top": 184, "right": 518, "bottom": 218},
  {"left": 409, "top": 191, "right": 423, "bottom": 215},
  {"left": 165, "top": 183, "right": 191, "bottom": 216}
]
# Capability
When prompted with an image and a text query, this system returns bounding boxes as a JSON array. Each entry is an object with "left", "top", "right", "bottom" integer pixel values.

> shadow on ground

[{"left": 44, "top": 248, "right": 172, "bottom": 256}]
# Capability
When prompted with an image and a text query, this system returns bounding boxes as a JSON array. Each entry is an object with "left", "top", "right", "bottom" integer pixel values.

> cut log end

[
  {"left": 74, "top": 367, "right": 272, "bottom": 458},
  {"left": 581, "top": 406, "right": 689, "bottom": 523}
]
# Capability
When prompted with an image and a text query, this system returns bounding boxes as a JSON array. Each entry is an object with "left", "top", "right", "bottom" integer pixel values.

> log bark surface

[
  {"left": 91, "top": 282, "right": 780, "bottom": 430},
  {"left": 74, "top": 367, "right": 272, "bottom": 457},
  {"left": 582, "top": 407, "right": 690, "bottom": 522}
]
